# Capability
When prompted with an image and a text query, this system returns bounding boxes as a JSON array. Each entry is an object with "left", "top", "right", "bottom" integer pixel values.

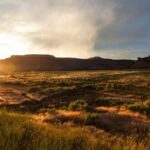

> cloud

[
  {"left": 94, "top": 0, "right": 150, "bottom": 58},
  {"left": 0, "top": 0, "right": 150, "bottom": 58}
]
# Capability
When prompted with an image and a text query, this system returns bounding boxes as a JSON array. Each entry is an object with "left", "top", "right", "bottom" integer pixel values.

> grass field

[{"left": 0, "top": 70, "right": 150, "bottom": 149}]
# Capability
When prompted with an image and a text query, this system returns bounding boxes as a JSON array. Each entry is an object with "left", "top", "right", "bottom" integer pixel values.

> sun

[{"left": 0, "top": 33, "right": 28, "bottom": 59}]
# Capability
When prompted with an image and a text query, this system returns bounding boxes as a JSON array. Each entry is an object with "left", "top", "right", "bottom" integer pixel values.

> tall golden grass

[{"left": 0, "top": 110, "right": 149, "bottom": 150}]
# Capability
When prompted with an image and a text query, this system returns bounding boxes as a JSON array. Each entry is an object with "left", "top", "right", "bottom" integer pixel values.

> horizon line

[{"left": 0, "top": 53, "right": 150, "bottom": 61}]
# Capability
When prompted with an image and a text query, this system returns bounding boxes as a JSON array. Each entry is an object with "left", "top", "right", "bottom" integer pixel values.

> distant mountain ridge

[{"left": 0, "top": 54, "right": 150, "bottom": 71}]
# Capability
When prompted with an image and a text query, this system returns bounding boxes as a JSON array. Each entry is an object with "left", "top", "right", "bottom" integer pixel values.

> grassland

[{"left": 0, "top": 70, "right": 150, "bottom": 149}]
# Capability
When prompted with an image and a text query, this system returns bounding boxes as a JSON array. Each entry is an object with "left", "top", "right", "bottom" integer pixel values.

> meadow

[{"left": 0, "top": 70, "right": 150, "bottom": 150}]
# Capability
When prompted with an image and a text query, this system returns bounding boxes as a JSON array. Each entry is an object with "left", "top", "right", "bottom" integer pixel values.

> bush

[
  {"left": 68, "top": 100, "right": 89, "bottom": 111},
  {"left": 85, "top": 113, "right": 98, "bottom": 125},
  {"left": 144, "top": 100, "right": 150, "bottom": 108},
  {"left": 126, "top": 104, "right": 142, "bottom": 112},
  {"left": 126, "top": 100, "right": 150, "bottom": 116},
  {"left": 37, "top": 108, "right": 56, "bottom": 114}
]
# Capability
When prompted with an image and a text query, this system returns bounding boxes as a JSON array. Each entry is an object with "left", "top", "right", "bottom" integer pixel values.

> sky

[{"left": 0, "top": 0, "right": 150, "bottom": 59}]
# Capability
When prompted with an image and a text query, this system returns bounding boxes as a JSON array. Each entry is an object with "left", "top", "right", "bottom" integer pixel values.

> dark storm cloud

[
  {"left": 0, "top": 0, "right": 149, "bottom": 58},
  {"left": 94, "top": 0, "right": 150, "bottom": 58}
]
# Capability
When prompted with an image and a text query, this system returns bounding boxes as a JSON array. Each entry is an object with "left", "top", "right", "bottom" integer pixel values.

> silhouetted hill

[
  {"left": 0, "top": 54, "right": 149, "bottom": 71},
  {"left": 133, "top": 56, "right": 150, "bottom": 69}
]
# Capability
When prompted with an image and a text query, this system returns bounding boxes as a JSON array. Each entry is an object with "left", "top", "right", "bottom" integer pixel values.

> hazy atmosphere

[{"left": 0, "top": 0, "right": 150, "bottom": 59}]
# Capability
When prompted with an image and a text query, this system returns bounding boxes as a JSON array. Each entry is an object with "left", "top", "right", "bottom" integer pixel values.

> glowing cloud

[{"left": 0, "top": 0, "right": 149, "bottom": 59}]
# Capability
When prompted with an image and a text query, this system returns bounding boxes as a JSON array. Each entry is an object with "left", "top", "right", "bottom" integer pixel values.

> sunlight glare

[{"left": 0, "top": 33, "right": 28, "bottom": 59}]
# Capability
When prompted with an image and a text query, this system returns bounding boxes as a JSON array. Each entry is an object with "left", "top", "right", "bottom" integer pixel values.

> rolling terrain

[{"left": 0, "top": 70, "right": 150, "bottom": 149}]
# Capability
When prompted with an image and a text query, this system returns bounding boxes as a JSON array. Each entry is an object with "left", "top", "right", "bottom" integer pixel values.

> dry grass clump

[
  {"left": 35, "top": 108, "right": 149, "bottom": 137},
  {"left": 0, "top": 109, "right": 149, "bottom": 150}
]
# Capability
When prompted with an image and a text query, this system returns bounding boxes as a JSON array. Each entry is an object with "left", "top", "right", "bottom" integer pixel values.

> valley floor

[{"left": 0, "top": 70, "right": 150, "bottom": 149}]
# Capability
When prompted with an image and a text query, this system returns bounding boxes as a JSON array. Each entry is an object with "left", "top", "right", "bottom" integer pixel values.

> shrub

[
  {"left": 126, "top": 104, "right": 142, "bottom": 112},
  {"left": 68, "top": 100, "right": 89, "bottom": 111},
  {"left": 144, "top": 100, "right": 150, "bottom": 108},
  {"left": 126, "top": 100, "right": 150, "bottom": 116},
  {"left": 85, "top": 113, "right": 98, "bottom": 125},
  {"left": 37, "top": 108, "right": 56, "bottom": 114}
]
